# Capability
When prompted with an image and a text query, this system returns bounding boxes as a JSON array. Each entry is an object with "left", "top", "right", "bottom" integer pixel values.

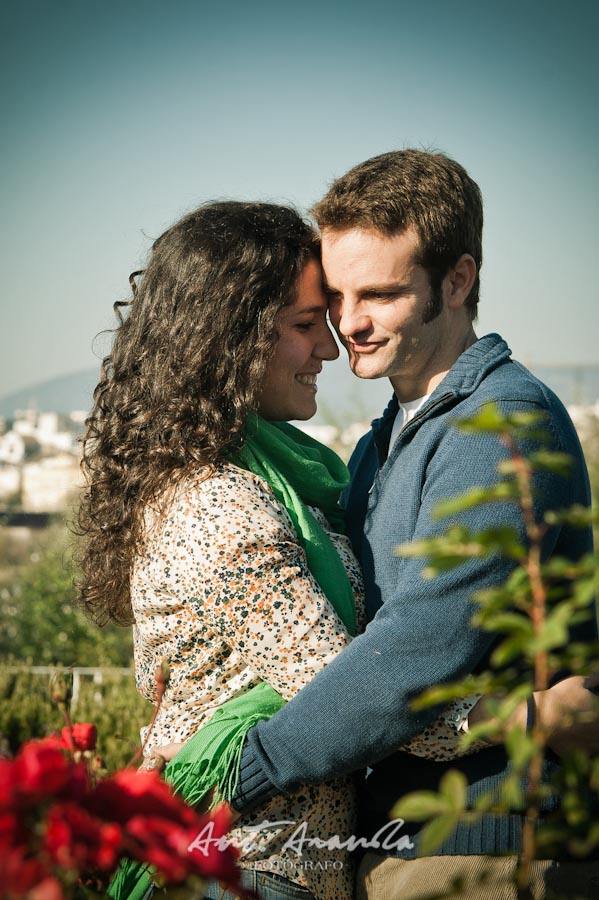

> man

[{"left": 228, "top": 151, "right": 596, "bottom": 898}]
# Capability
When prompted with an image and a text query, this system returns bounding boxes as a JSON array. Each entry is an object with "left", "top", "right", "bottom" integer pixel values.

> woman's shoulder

[
  {"left": 142, "top": 463, "right": 294, "bottom": 551},
  {"left": 165, "top": 463, "right": 291, "bottom": 529},
  {"left": 176, "top": 462, "right": 275, "bottom": 504}
]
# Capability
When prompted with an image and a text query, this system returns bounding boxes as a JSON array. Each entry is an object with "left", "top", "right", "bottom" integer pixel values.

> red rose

[
  {"left": 44, "top": 802, "right": 123, "bottom": 873},
  {"left": 27, "top": 877, "right": 65, "bottom": 900},
  {"left": 12, "top": 741, "right": 73, "bottom": 806},
  {"left": 0, "top": 844, "right": 58, "bottom": 899},
  {"left": 89, "top": 770, "right": 196, "bottom": 826},
  {"left": 187, "top": 803, "right": 241, "bottom": 883},
  {"left": 125, "top": 815, "right": 194, "bottom": 882},
  {"left": 0, "top": 810, "right": 27, "bottom": 851},
  {"left": 40, "top": 734, "right": 69, "bottom": 752},
  {"left": 124, "top": 811, "right": 241, "bottom": 887},
  {"left": 62, "top": 724, "right": 98, "bottom": 752},
  {"left": 0, "top": 758, "right": 15, "bottom": 807},
  {"left": 0, "top": 727, "right": 245, "bottom": 898}
]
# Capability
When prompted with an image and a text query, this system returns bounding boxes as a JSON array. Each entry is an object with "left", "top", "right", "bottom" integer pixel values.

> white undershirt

[{"left": 389, "top": 392, "right": 431, "bottom": 450}]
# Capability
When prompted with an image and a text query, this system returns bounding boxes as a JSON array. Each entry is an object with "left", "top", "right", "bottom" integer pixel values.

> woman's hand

[
  {"left": 138, "top": 741, "right": 185, "bottom": 774},
  {"left": 137, "top": 744, "right": 231, "bottom": 819}
]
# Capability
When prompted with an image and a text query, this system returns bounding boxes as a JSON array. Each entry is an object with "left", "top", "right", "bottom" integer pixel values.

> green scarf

[{"left": 109, "top": 415, "right": 355, "bottom": 899}]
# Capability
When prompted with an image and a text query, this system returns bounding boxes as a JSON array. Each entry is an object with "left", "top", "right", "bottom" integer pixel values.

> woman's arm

[{"left": 143, "top": 467, "right": 483, "bottom": 761}]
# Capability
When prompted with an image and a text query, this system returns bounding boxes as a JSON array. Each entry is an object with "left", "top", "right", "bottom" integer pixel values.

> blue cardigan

[{"left": 233, "top": 334, "right": 595, "bottom": 856}]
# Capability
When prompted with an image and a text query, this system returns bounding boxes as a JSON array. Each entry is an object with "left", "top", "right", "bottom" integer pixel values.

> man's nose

[{"left": 332, "top": 298, "right": 370, "bottom": 338}]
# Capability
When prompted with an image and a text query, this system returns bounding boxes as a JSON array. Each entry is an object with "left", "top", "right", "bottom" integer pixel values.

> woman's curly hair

[{"left": 75, "top": 201, "right": 319, "bottom": 626}]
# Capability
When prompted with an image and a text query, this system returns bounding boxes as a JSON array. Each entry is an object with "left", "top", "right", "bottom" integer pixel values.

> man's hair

[{"left": 311, "top": 149, "right": 483, "bottom": 320}]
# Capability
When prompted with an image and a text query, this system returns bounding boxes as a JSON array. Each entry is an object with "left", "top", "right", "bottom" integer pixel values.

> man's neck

[{"left": 391, "top": 328, "right": 477, "bottom": 403}]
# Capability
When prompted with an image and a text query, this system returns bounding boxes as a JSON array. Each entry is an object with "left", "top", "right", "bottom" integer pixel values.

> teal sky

[{"left": 2, "top": 0, "right": 598, "bottom": 398}]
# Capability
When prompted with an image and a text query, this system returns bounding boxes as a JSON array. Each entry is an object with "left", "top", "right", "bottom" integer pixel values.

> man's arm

[{"left": 232, "top": 402, "right": 593, "bottom": 812}]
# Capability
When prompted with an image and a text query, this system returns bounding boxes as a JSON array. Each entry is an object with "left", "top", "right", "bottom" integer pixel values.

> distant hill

[
  {"left": 531, "top": 365, "right": 599, "bottom": 408},
  {"left": 0, "top": 361, "right": 391, "bottom": 426},
  {"left": 1, "top": 359, "right": 598, "bottom": 425},
  {"left": 0, "top": 369, "right": 101, "bottom": 418}
]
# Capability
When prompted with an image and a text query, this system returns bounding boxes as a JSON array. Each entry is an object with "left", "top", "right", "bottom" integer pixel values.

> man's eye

[{"left": 370, "top": 292, "right": 400, "bottom": 302}]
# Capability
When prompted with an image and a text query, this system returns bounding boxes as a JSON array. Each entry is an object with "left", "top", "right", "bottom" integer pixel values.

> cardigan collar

[{"left": 371, "top": 333, "right": 512, "bottom": 455}]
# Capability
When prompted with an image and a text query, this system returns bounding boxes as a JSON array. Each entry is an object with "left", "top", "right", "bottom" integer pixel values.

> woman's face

[{"left": 257, "top": 258, "right": 339, "bottom": 421}]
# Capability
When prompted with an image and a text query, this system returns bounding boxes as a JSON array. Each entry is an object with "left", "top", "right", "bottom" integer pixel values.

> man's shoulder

[
  {"left": 468, "top": 357, "right": 569, "bottom": 418},
  {"left": 456, "top": 358, "right": 583, "bottom": 464}
]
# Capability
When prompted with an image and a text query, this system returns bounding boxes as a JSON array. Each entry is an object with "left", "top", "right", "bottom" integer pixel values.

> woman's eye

[{"left": 295, "top": 322, "right": 315, "bottom": 331}]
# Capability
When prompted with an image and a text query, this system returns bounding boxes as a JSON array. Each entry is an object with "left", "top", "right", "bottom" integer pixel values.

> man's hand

[
  {"left": 468, "top": 673, "right": 599, "bottom": 756},
  {"left": 538, "top": 673, "right": 599, "bottom": 756}
]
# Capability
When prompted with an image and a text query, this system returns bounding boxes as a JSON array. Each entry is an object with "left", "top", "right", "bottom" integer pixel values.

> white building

[
  {"left": 10, "top": 409, "right": 77, "bottom": 454},
  {"left": 0, "top": 465, "right": 20, "bottom": 501},
  {"left": 568, "top": 402, "right": 599, "bottom": 442},
  {"left": 0, "top": 431, "right": 26, "bottom": 465},
  {"left": 21, "top": 454, "right": 83, "bottom": 512}
]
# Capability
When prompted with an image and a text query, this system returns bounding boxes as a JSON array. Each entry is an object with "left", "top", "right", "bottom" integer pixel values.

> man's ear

[{"left": 445, "top": 254, "right": 477, "bottom": 309}]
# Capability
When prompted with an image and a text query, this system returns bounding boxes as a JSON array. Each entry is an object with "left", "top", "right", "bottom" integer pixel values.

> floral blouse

[{"left": 132, "top": 464, "right": 481, "bottom": 900}]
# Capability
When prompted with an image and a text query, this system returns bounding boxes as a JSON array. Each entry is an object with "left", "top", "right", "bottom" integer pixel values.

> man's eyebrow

[{"left": 323, "top": 281, "right": 411, "bottom": 295}]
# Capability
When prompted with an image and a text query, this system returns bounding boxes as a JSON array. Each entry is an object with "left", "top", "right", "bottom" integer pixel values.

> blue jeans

[{"left": 202, "top": 868, "right": 317, "bottom": 900}]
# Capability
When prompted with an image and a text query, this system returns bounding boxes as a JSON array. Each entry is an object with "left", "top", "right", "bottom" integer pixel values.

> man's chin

[{"left": 349, "top": 358, "right": 385, "bottom": 381}]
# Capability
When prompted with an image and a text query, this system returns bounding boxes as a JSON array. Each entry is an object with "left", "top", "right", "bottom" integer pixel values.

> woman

[{"left": 77, "top": 202, "right": 481, "bottom": 900}]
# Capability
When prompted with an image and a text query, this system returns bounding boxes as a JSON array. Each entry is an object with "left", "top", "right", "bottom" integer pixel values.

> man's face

[{"left": 322, "top": 226, "right": 468, "bottom": 401}]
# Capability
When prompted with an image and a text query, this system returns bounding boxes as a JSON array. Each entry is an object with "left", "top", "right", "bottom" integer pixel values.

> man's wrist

[
  {"left": 466, "top": 694, "right": 534, "bottom": 743},
  {"left": 230, "top": 738, "right": 281, "bottom": 814}
]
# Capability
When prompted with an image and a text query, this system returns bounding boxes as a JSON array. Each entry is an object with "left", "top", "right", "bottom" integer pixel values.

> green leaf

[
  {"left": 418, "top": 814, "right": 460, "bottom": 855},
  {"left": 504, "top": 727, "right": 534, "bottom": 769},
  {"left": 439, "top": 770, "right": 468, "bottom": 812},
  {"left": 508, "top": 409, "right": 549, "bottom": 428},
  {"left": 472, "top": 790, "right": 496, "bottom": 813},
  {"left": 391, "top": 791, "right": 451, "bottom": 821},
  {"left": 453, "top": 404, "right": 510, "bottom": 433},
  {"left": 480, "top": 612, "right": 533, "bottom": 636},
  {"left": 546, "top": 505, "right": 598, "bottom": 527},
  {"left": 528, "top": 451, "right": 573, "bottom": 476},
  {"left": 499, "top": 773, "right": 525, "bottom": 809},
  {"left": 421, "top": 558, "right": 473, "bottom": 578},
  {"left": 541, "top": 556, "right": 579, "bottom": 578},
  {"left": 454, "top": 404, "right": 548, "bottom": 437},
  {"left": 410, "top": 674, "right": 502, "bottom": 710},
  {"left": 491, "top": 635, "right": 528, "bottom": 667},
  {"left": 537, "top": 824, "right": 570, "bottom": 853},
  {"left": 529, "top": 606, "right": 572, "bottom": 652},
  {"left": 433, "top": 483, "right": 519, "bottom": 519},
  {"left": 572, "top": 577, "right": 599, "bottom": 609},
  {"left": 410, "top": 684, "right": 471, "bottom": 709},
  {"left": 397, "top": 526, "right": 525, "bottom": 569}
]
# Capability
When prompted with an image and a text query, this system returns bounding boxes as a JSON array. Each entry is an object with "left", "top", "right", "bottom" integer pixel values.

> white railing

[{"left": 6, "top": 666, "right": 133, "bottom": 711}]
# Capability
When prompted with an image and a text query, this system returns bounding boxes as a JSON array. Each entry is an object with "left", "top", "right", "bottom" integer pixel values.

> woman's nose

[{"left": 315, "top": 321, "right": 340, "bottom": 361}]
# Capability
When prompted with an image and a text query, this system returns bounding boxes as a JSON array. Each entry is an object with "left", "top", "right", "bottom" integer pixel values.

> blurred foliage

[
  {"left": 392, "top": 404, "right": 599, "bottom": 895},
  {"left": 0, "top": 522, "right": 150, "bottom": 769},
  {"left": 0, "top": 667, "right": 150, "bottom": 770},
  {"left": 578, "top": 413, "right": 599, "bottom": 547},
  {"left": 0, "top": 524, "right": 133, "bottom": 667}
]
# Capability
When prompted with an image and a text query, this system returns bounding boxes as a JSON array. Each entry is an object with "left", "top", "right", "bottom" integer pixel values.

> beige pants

[{"left": 356, "top": 852, "right": 599, "bottom": 900}]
